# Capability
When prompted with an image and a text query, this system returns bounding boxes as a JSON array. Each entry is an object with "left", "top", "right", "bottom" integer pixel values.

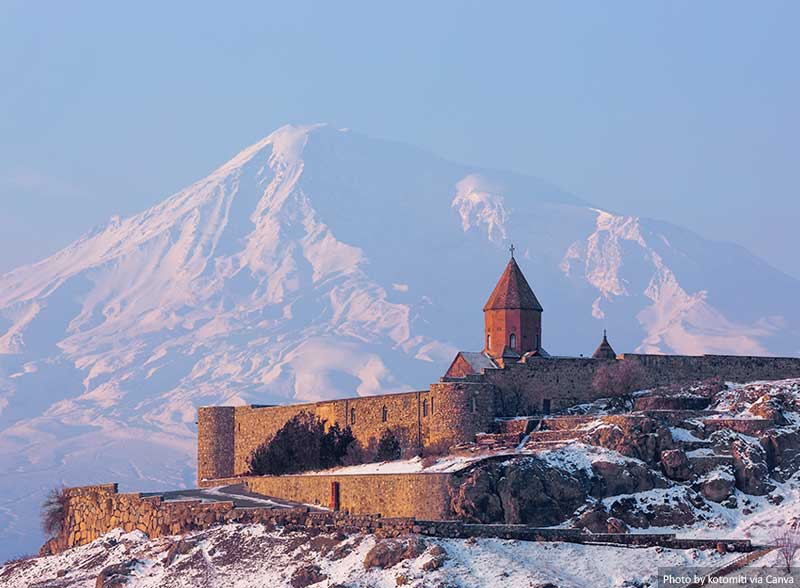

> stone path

[{"left": 685, "top": 546, "right": 777, "bottom": 588}]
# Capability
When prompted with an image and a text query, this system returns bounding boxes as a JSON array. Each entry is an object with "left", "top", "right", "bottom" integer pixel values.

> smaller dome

[{"left": 592, "top": 330, "right": 617, "bottom": 360}]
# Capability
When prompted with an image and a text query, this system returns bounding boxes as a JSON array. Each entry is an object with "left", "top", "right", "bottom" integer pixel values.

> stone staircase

[{"left": 686, "top": 546, "right": 776, "bottom": 588}]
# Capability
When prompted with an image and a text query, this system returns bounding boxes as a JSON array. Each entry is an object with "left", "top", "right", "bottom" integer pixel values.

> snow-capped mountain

[{"left": 0, "top": 123, "right": 798, "bottom": 557}]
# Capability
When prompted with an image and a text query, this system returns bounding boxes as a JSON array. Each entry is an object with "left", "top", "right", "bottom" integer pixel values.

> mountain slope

[{"left": 0, "top": 123, "right": 798, "bottom": 557}]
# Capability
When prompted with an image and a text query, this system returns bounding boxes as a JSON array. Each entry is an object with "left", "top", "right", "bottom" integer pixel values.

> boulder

[
  {"left": 449, "top": 465, "right": 504, "bottom": 523},
  {"left": 760, "top": 428, "right": 800, "bottom": 481},
  {"left": 607, "top": 491, "right": 700, "bottom": 528},
  {"left": 606, "top": 517, "right": 629, "bottom": 533},
  {"left": 591, "top": 460, "right": 665, "bottom": 495},
  {"left": 576, "top": 506, "right": 610, "bottom": 533},
  {"left": 95, "top": 560, "right": 139, "bottom": 588},
  {"left": 580, "top": 417, "right": 673, "bottom": 464},
  {"left": 363, "top": 536, "right": 427, "bottom": 570},
  {"left": 699, "top": 471, "right": 735, "bottom": 503},
  {"left": 290, "top": 565, "right": 327, "bottom": 588},
  {"left": 496, "top": 461, "right": 590, "bottom": 526},
  {"left": 661, "top": 450, "right": 693, "bottom": 482},
  {"left": 748, "top": 393, "right": 789, "bottom": 425}
]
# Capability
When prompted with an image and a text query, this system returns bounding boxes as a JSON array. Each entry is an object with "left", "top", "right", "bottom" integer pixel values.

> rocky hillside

[
  {"left": 0, "top": 524, "right": 743, "bottom": 588},
  {"left": 446, "top": 378, "right": 800, "bottom": 537}
]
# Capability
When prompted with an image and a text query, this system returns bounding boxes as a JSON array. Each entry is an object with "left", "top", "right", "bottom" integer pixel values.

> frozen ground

[{"left": 0, "top": 525, "right": 740, "bottom": 588}]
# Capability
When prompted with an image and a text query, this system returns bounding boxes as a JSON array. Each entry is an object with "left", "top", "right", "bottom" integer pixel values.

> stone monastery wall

[
  {"left": 479, "top": 353, "right": 800, "bottom": 416},
  {"left": 40, "top": 483, "right": 427, "bottom": 556},
  {"left": 198, "top": 381, "right": 497, "bottom": 481},
  {"left": 200, "top": 473, "right": 455, "bottom": 520}
]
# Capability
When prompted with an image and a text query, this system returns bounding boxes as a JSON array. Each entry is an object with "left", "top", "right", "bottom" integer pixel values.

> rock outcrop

[{"left": 579, "top": 417, "right": 673, "bottom": 464}]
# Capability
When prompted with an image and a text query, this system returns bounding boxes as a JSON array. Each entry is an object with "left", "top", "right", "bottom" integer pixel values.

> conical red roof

[{"left": 483, "top": 257, "right": 543, "bottom": 311}]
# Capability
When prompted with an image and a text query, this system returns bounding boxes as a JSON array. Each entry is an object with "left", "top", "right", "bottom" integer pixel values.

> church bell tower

[{"left": 483, "top": 247, "right": 543, "bottom": 358}]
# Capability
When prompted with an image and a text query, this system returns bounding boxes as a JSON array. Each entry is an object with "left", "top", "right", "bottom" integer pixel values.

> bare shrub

[
  {"left": 41, "top": 486, "right": 69, "bottom": 537},
  {"left": 775, "top": 526, "right": 800, "bottom": 573},
  {"left": 592, "top": 360, "right": 647, "bottom": 399}
]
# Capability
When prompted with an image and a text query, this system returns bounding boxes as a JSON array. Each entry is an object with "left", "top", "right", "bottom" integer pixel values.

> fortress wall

[
  {"left": 480, "top": 354, "right": 800, "bottom": 416},
  {"left": 222, "top": 472, "right": 456, "bottom": 520},
  {"left": 40, "top": 483, "right": 423, "bottom": 556},
  {"left": 620, "top": 354, "right": 800, "bottom": 386},
  {"left": 199, "top": 383, "right": 496, "bottom": 482},
  {"left": 481, "top": 357, "right": 611, "bottom": 415},
  {"left": 226, "top": 390, "right": 431, "bottom": 477}
]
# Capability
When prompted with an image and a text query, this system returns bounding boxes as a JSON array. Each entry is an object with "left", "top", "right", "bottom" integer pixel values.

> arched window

[
  {"left": 382, "top": 405, "right": 388, "bottom": 422},
  {"left": 350, "top": 407, "right": 356, "bottom": 425},
  {"left": 535, "top": 334, "right": 540, "bottom": 350},
  {"left": 422, "top": 399, "right": 428, "bottom": 417},
  {"left": 509, "top": 333, "right": 516, "bottom": 349},
  {"left": 486, "top": 333, "right": 491, "bottom": 349},
  {"left": 430, "top": 396, "right": 434, "bottom": 415},
  {"left": 471, "top": 396, "right": 478, "bottom": 413}
]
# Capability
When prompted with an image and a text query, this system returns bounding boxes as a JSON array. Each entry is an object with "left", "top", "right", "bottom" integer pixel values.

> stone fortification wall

[
  {"left": 620, "top": 353, "right": 800, "bottom": 387},
  {"left": 40, "top": 483, "right": 422, "bottom": 556},
  {"left": 43, "top": 482, "right": 756, "bottom": 556},
  {"left": 202, "top": 472, "right": 456, "bottom": 520},
  {"left": 198, "top": 382, "right": 497, "bottom": 482},
  {"left": 480, "top": 357, "right": 611, "bottom": 415},
  {"left": 476, "top": 353, "right": 800, "bottom": 417}
]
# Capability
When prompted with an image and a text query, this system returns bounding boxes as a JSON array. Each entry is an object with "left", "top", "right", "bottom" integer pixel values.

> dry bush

[
  {"left": 41, "top": 486, "right": 69, "bottom": 537},
  {"left": 592, "top": 360, "right": 647, "bottom": 398},
  {"left": 775, "top": 526, "right": 800, "bottom": 573}
]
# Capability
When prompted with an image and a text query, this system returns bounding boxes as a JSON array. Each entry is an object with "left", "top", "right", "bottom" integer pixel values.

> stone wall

[
  {"left": 198, "top": 382, "right": 497, "bottom": 482},
  {"left": 473, "top": 353, "right": 800, "bottom": 417},
  {"left": 43, "top": 482, "right": 756, "bottom": 556},
  {"left": 620, "top": 354, "right": 800, "bottom": 387},
  {"left": 41, "top": 483, "right": 421, "bottom": 556},
  {"left": 202, "top": 472, "right": 456, "bottom": 520}
]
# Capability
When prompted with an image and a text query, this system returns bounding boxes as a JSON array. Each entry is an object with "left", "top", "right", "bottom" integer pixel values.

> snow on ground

[
  {"left": 0, "top": 524, "right": 740, "bottom": 588},
  {"left": 302, "top": 454, "right": 481, "bottom": 475},
  {"left": 669, "top": 427, "right": 705, "bottom": 443}
]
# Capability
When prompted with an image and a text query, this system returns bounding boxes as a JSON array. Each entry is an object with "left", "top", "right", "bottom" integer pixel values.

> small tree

[
  {"left": 775, "top": 527, "right": 800, "bottom": 573},
  {"left": 248, "top": 411, "right": 326, "bottom": 475},
  {"left": 374, "top": 429, "right": 402, "bottom": 462},
  {"left": 321, "top": 423, "right": 357, "bottom": 469},
  {"left": 592, "top": 360, "right": 646, "bottom": 399},
  {"left": 248, "top": 413, "right": 362, "bottom": 475},
  {"left": 41, "top": 486, "right": 68, "bottom": 537}
]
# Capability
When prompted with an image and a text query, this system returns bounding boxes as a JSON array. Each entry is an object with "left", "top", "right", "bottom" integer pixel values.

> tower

[{"left": 483, "top": 249, "right": 543, "bottom": 358}]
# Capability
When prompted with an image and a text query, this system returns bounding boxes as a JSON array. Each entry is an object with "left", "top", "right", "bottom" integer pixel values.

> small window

[
  {"left": 535, "top": 334, "right": 540, "bottom": 350},
  {"left": 471, "top": 397, "right": 478, "bottom": 413},
  {"left": 422, "top": 399, "right": 428, "bottom": 417},
  {"left": 350, "top": 407, "right": 356, "bottom": 425},
  {"left": 382, "top": 405, "right": 388, "bottom": 422},
  {"left": 430, "top": 397, "right": 434, "bottom": 415},
  {"left": 486, "top": 333, "right": 491, "bottom": 349},
  {"left": 509, "top": 333, "right": 516, "bottom": 349}
]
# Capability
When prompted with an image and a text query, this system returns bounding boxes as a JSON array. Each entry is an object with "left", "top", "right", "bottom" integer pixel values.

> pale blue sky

[{"left": 1, "top": 1, "right": 798, "bottom": 277}]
